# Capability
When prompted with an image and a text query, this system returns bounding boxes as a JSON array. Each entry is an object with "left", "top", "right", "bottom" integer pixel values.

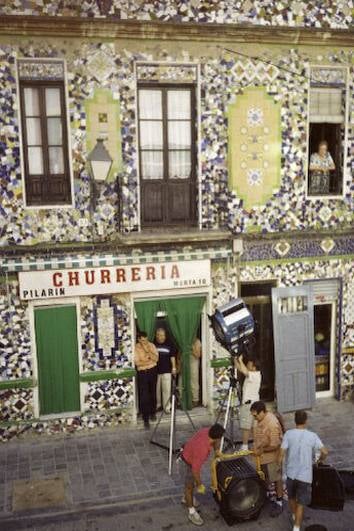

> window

[
  {"left": 138, "top": 85, "right": 196, "bottom": 226},
  {"left": 307, "top": 67, "right": 348, "bottom": 197},
  {"left": 18, "top": 60, "right": 72, "bottom": 206}
]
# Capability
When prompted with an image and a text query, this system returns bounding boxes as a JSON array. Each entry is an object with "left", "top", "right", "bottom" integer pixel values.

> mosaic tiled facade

[
  {"left": 0, "top": 1, "right": 352, "bottom": 28},
  {"left": 0, "top": 6, "right": 353, "bottom": 440},
  {"left": 0, "top": 39, "right": 353, "bottom": 242}
]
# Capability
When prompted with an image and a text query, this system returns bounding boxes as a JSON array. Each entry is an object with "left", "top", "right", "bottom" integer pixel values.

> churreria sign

[{"left": 18, "top": 260, "right": 211, "bottom": 300}]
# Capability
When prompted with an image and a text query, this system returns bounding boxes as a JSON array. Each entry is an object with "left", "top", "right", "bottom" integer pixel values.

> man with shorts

[
  {"left": 180, "top": 423, "right": 225, "bottom": 526},
  {"left": 234, "top": 354, "right": 261, "bottom": 450},
  {"left": 251, "top": 400, "right": 284, "bottom": 517},
  {"left": 278, "top": 410, "right": 328, "bottom": 531}
]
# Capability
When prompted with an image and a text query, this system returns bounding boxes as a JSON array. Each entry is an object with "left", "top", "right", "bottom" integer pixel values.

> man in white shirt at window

[{"left": 234, "top": 354, "right": 262, "bottom": 451}]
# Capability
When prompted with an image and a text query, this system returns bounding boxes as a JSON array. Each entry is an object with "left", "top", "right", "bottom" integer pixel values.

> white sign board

[{"left": 18, "top": 260, "right": 211, "bottom": 300}]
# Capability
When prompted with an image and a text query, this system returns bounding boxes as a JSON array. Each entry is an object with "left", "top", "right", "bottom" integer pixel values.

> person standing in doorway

[
  {"left": 134, "top": 331, "right": 158, "bottom": 430},
  {"left": 278, "top": 410, "right": 328, "bottom": 531},
  {"left": 250, "top": 400, "right": 284, "bottom": 517},
  {"left": 154, "top": 328, "right": 177, "bottom": 413},
  {"left": 191, "top": 337, "right": 202, "bottom": 407},
  {"left": 234, "top": 354, "right": 261, "bottom": 451}
]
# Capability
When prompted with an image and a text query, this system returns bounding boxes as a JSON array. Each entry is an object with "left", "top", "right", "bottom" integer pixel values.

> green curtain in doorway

[
  {"left": 160, "top": 297, "right": 204, "bottom": 411},
  {"left": 135, "top": 300, "right": 161, "bottom": 341}
]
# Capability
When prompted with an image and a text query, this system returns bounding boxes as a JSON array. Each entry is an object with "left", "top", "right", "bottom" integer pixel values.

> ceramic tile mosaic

[
  {"left": 85, "top": 378, "right": 134, "bottom": 410},
  {"left": 82, "top": 295, "right": 131, "bottom": 371},
  {"left": 0, "top": 280, "right": 31, "bottom": 380},
  {"left": 0, "top": 409, "right": 133, "bottom": 442},
  {"left": 0, "top": 1, "right": 352, "bottom": 28},
  {"left": 0, "top": 42, "right": 353, "bottom": 243},
  {"left": 0, "top": 388, "right": 33, "bottom": 422}
]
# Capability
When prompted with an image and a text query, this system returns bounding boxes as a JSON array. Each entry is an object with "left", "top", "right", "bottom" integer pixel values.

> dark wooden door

[{"left": 138, "top": 85, "right": 197, "bottom": 227}]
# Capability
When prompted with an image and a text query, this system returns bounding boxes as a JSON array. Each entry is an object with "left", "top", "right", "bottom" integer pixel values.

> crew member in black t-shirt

[{"left": 154, "top": 328, "right": 177, "bottom": 413}]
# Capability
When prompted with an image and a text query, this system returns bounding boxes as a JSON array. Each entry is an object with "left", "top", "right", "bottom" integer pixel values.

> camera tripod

[
  {"left": 150, "top": 375, "right": 196, "bottom": 475},
  {"left": 215, "top": 363, "right": 243, "bottom": 452}
]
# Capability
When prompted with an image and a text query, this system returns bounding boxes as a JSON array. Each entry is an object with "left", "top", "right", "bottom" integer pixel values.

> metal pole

[
  {"left": 220, "top": 386, "right": 233, "bottom": 452},
  {"left": 168, "top": 392, "right": 176, "bottom": 475}
]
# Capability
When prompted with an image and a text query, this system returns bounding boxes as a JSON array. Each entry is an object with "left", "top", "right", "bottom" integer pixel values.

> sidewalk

[{"left": 0, "top": 399, "right": 353, "bottom": 530}]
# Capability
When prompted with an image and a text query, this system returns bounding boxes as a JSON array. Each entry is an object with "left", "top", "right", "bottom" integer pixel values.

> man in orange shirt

[
  {"left": 251, "top": 400, "right": 284, "bottom": 517},
  {"left": 134, "top": 331, "right": 159, "bottom": 430}
]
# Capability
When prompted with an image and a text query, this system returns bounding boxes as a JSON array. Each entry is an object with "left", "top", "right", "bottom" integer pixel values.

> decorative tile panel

[
  {"left": 85, "top": 378, "right": 134, "bottom": 410},
  {"left": 18, "top": 59, "right": 64, "bottom": 80},
  {"left": 0, "top": 389, "right": 33, "bottom": 422},
  {"left": 228, "top": 87, "right": 281, "bottom": 209}
]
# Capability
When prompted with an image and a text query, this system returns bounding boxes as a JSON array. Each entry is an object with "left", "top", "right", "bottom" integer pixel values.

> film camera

[{"left": 209, "top": 298, "right": 255, "bottom": 357}]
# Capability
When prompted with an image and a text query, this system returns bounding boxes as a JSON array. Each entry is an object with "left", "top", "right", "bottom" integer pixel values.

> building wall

[
  {"left": 0, "top": 251, "right": 353, "bottom": 441},
  {"left": 0, "top": 37, "right": 353, "bottom": 244},
  {"left": 1, "top": 1, "right": 352, "bottom": 28}
]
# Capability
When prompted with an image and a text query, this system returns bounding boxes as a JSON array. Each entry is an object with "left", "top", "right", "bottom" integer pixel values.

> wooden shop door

[{"left": 34, "top": 305, "right": 80, "bottom": 416}]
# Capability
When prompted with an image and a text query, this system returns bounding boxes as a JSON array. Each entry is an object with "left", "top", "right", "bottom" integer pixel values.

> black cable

[{"left": 219, "top": 45, "right": 309, "bottom": 81}]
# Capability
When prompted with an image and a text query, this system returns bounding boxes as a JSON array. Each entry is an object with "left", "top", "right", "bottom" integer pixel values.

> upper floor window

[
  {"left": 18, "top": 60, "right": 72, "bottom": 206},
  {"left": 138, "top": 84, "right": 197, "bottom": 227},
  {"left": 308, "top": 66, "right": 348, "bottom": 197}
]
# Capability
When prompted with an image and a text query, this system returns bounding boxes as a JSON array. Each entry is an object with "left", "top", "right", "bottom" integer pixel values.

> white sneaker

[
  {"left": 240, "top": 444, "right": 249, "bottom": 451},
  {"left": 188, "top": 511, "right": 204, "bottom": 526},
  {"left": 181, "top": 496, "right": 200, "bottom": 508}
]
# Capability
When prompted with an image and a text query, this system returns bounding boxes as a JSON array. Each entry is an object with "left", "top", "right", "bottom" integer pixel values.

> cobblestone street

[{"left": 0, "top": 399, "right": 353, "bottom": 530}]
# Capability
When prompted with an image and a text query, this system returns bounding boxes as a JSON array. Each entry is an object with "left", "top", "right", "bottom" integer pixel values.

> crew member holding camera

[
  {"left": 180, "top": 423, "right": 225, "bottom": 526},
  {"left": 234, "top": 354, "right": 261, "bottom": 451}
]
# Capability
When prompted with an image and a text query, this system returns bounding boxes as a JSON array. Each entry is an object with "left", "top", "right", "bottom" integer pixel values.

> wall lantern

[{"left": 87, "top": 137, "right": 113, "bottom": 210}]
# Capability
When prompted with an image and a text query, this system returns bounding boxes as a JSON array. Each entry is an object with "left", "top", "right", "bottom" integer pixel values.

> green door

[{"left": 35, "top": 305, "right": 80, "bottom": 415}]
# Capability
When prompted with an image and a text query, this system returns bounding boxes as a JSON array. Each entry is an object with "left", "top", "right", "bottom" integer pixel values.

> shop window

[
  {"left": 18, "top": 60, "right": 72, "bottom": 206},
  {"left": 307, "top": 67, "right": 348, "bottom": 197},
  {"left": 138, "top": 84, "right": 197, "bottom": 227}
]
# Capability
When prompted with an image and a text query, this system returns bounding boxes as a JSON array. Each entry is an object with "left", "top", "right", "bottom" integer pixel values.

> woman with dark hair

[{"left": 309, "top": 140, "right": 335, "bottom": 195}]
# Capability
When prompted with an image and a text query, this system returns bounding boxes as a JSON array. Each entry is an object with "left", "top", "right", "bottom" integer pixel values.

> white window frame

[
  {"left": 305, "top": 65, "right": 350, "bottom": 201},
  {"left": 15, "top": 56, "right": 75, "bottom": 210}
]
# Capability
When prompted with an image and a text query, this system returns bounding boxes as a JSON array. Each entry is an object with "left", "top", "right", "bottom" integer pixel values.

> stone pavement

[{"left": 0, "top": 399, "right": 353, "bottom": 531}]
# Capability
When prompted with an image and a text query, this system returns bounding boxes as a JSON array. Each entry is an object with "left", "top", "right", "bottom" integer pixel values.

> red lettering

[
  {"left": 131, "top": 267, "right": 141, "bottom": 281},
  {"left": 100, "top": 269, "right": 111, "bottom": 284},
  {"left": 68, "top": 271, "right": 80, "bottom": 286},
  {"left": 146, "top": 266, "right": 155, "bottom": 281},
  {"left": 85, "top": 270, "right": 95, "bottom": 285},
  {"left": 160, "top": 265, "right": 166, "bottom": 279},
  {"left": 171, "top": 265, "right": 180, "bottom": 279},
  {"left": 53, "top": 272, "right": 63, "bottom": 287},
  {"left": 116, "top": 268, "right": 126, "bottom": 283}
]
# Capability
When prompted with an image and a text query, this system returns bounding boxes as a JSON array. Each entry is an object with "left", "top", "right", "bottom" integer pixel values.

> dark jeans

[{"left": 138, "top": 367, "right": 157, "bottom": 423}]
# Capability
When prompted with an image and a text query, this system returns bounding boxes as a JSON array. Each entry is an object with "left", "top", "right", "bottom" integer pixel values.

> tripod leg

[
  {"left": 220, "top": 386, "right": 233, "bottom": 452},
  {"left": 215, "top": 389, "right": 230, "bottom": 425},
  {"left": 168, "top": 393, "right": 176, "bottom": 476},
  {"left": 174, "top": 388, "right": 196, "bottom": 431}
]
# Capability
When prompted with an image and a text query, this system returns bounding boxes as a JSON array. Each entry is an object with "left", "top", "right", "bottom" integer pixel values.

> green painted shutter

[{"left": 35, "top": 305, "right": 80, "bottom": 415}]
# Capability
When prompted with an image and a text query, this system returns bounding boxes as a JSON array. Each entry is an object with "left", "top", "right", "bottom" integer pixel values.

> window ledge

[{"left": 119, "top": 228, "right": 233, "bottom": 247}]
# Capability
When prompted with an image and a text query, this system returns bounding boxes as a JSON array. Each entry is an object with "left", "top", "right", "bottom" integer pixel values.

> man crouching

[{"left": 180, "top": 423, "right": 225, "bottom": 526}]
